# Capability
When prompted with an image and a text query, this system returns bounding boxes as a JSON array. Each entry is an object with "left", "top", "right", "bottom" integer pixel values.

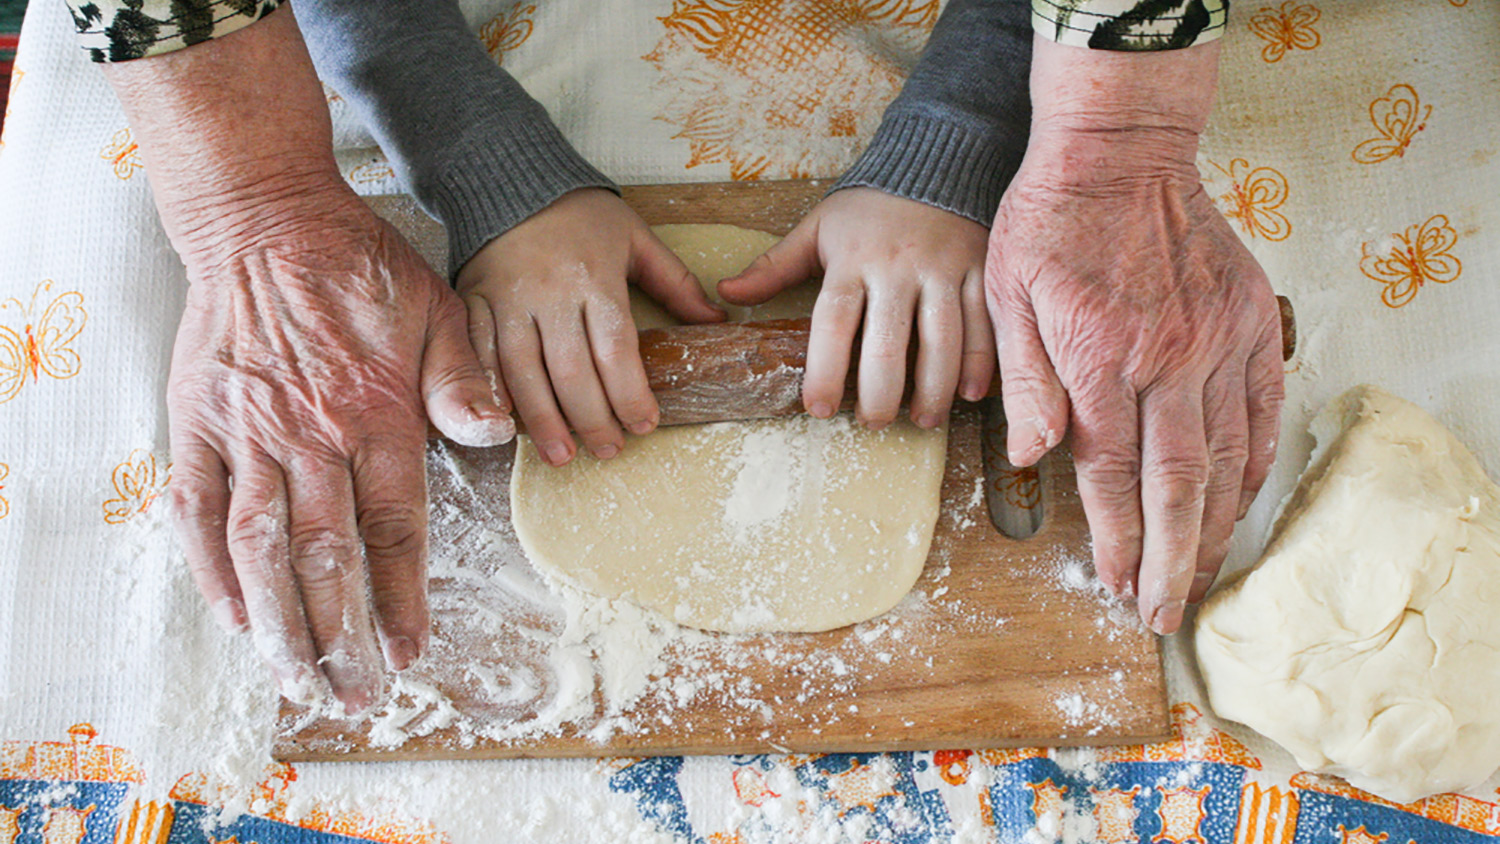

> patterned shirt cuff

[
  {"left": 1031, "top": 0, "right": 1229, "bottom": 50},
  {"left": 66, "top": 0, "right": 283, "bottom": 63}
]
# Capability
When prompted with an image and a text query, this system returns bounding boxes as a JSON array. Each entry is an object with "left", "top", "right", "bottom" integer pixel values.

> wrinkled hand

[
  {"left": 718, "top": 188, "right": 994, "bottom": 429},
  {"left": 457, "top": 188, "right": 725, "bottom": 467},
  {"left": 103, "top": 9, "right": 511, "bottom": 714},
  {"left": 167, "top": 190, "right": 513, "bottom": 713},
  {"left": 989, "top": 136, "right": 1284, "bottom": 635}
]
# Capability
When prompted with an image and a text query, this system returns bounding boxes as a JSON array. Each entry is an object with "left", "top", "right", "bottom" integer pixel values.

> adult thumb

[{"left": 421, "top": 290, "right": 515, "bottom": 447}]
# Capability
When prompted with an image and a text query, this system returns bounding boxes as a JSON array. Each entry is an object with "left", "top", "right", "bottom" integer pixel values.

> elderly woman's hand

[
  {"left": 104, "top": 8, "right": 509, "bottom": 714},
  {"left": 989, "top": 38, "right": 1285, "bottom": 635}
]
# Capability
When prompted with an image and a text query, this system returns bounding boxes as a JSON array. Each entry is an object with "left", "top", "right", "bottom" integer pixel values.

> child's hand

[
  {"left": 717, "top": 188, "right": 993, "bottom": 430},
  {"left": 457, "top": 188, "right": 726, "bottom": 466}
]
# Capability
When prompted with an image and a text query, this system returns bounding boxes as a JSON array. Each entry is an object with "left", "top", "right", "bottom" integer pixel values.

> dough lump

[
  {"left": 1195, "top": 385, "right": 1500, "bottom": 802},
  {"left": 510, "top": 224, "right": 946, "bottom": 634}
]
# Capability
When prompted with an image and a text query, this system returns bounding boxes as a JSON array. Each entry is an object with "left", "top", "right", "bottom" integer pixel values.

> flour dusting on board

[{"left": 284, "top": 438, "right": 1149, "bottom": 755}]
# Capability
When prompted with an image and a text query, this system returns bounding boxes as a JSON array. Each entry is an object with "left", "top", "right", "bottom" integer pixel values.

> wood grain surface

[{"left": 273, "top": 181, "right": 1173, "bottom": 762}]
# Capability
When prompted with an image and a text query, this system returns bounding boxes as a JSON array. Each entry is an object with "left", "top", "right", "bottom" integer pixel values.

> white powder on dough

[{"left": 723, "top": 427, "right": 799, "bottom": 542}]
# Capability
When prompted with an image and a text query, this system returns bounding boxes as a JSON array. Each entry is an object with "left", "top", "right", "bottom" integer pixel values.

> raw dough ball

[
  {"left": 510, "top": 224, "right": 946, "bottom": 633},
  {"left": 1195, "top": 385, "right": 1500, "bottom": 803}
]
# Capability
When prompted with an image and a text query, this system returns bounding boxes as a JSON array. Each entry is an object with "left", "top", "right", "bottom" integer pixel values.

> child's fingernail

[
  {"left": 629, "top": 419, "right": 655, "bottom": 436},
  {"left": 915, "top": 413, "right": 939, "bottom": 429},
  {"left": 542, "top": 441, "right": 572, "bottom": 466},
  {"left": 593, "top": 443, "right": 619, "bottom": 460},
  {"left": 809, "top": 401, "right": 834, "bottom": 419}
]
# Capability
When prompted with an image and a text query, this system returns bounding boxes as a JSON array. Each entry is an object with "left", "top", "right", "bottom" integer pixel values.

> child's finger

[
  {"left": 495, "top": 312, "right": 576, "bottom": 467},
  {"left": 584, "top": 295, "right": 660, "bottom": 437},
  {"left": 958, "top": 269, "right": 997, "bottom": 402},
  {"left": 630, "top": 228, "right": 727, "bottom": 324},
  {"left": 803, "top": 273, "right": 865, "bottom": 419},
  {"left": 909, "top": 281, "right": 963, "bottom": 429},
  {"left": 854, "top": 280, "right": 917, "bottom": 430},
  {"left": 718, "top": 216, "right": 822, "bottom": 306},
  {"left": 538, "top": 310, "right": 626, "bottom": 460},
  {"left": 463, "top": 293, "right": 513, "bottom": 417}
]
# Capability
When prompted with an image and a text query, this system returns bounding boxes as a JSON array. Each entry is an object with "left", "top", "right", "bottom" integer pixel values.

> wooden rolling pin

[
  {"left": 441, "top": 296, "right": 1296, "bottom": 434},
  {"left": 630, "top": 295, "right": 1296, "bottom": 428}
]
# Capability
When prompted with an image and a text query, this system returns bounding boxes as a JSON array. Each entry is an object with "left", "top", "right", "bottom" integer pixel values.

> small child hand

[
  {"left": 717, "top": 187, "right": 993, "bottom": 430},
  {"left": 457, "top": 188, "right": 726, "bottom": 466}
]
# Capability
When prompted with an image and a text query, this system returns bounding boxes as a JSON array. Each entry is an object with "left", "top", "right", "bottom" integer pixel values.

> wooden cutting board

[{"left": 272, "top": 180, "right": 1171, "bottom": 762}]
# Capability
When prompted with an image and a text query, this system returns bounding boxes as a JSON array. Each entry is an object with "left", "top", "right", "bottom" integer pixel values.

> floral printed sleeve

[
  {"left": 1032, "top": 0, "right": 1229, "bottom": 50},
  {"left": 65, "top": 0, "right": 282, "bottom": 63}
]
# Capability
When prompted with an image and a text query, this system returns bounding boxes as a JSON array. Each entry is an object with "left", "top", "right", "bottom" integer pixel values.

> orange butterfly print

[
  {"left": 1359, "top": 214, "right": 1461, "bottom": 309},
  {"left": 103, "top": 450, "right": 171, "bottom": 525},
  {"left": 1248, "top": 2, "right": 1320, "bottom": 63},
  {"left": 346, "top": 160, "right": 396, "bottom": 186},
  {"left": 0, "top": 462, "right": 10, "bottom": 521},
  {"left": 1209, "top": 159, "right": 1292, "bottom": 242},
  {"left": 0, "top": 280, "right": 88, "bottom": 405},
  {"left": 1352, "top": 84, "right": 1429, "bottom": 164},
  {"left": 481, "top": 2, "right": 537, "bottom": 64},
  {"left": 100, "top": 127, "right": 143, "bottom": 181}
]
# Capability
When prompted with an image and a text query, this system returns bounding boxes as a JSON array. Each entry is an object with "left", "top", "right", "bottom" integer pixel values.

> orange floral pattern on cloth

[
  {"left": 480, "top": 2, "right": 536, "bottom": 64},
  {"left": 0, "top": 280, "right": 88, "bottom": 406},
  {"left": 103, "top": 450, "right": 171, "bottom": 525},
  {"left": 0, "top": 462, "right": 9, "bottom": 521},
  {"left": 1248, "top": 2, "right": 1321, "bottom": 63},
  {"left": 100, "top": 127, "right": 143, "bottom": 181},
  {"left": 1292, "top": 772, "right": 1500, "bottom": 836},
  {"left": 1207, "top": 159, "right": 1292, "bottom": 242},
  {"left": 1359, "top": 213, "right": 1461, "bottom": 308},
  {"left": 644, "top": 0, "right": 938, "bottom": 180},
  {"left": 0, "top": 724, "right": 144, "bottom": 783},
  {"left": 347, "top": 159, "right": 397, "bottom": 187},
  {"left": 1352, "top": 84, "right": 1430, "bottom": 164},
  {"left": 170, "top": 763, "right": 451, "bottom": 843}
]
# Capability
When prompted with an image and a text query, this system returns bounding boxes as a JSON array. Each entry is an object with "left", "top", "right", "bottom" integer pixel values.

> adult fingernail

[
  {"left": 809, "top": 401, "right": 834, "bottom": 419},
  {"left": 543, "top": 441, "right": 572, "bottom": 466},
  {"left": 1189, "top": 571, "right": 1217, "bottom": 603},
  {"left": 1150, "top": 600, "right": 1185, "bottom": 635},
  {"left": 629, "top": 419, "right": 655, "bottom": 436},
  {"left": 593, "top": 443, "right": 619, "bottom": 460},
  {"left": 383, "top": 636, "right": 422, "bottom": 672},
  {"left": 1237, "top": 488, "right": 1257, "bottom": 520},
  {"left": 211, "top": 597, "right": 248, "bottom": 634},
  {"left": 279, "top": 667, "right": 327, "bottom": 707}
]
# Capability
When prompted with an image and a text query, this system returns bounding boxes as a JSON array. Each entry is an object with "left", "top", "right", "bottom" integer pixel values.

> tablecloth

[{"left": 2, "top": 1, "right": 1500, "bottom": 842}]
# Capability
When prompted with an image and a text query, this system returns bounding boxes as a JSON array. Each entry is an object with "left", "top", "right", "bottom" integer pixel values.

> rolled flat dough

[
  {"left": 1195, "top": 385, "right": 1500, "bottom": 803},
  {"left": 510, "top": 224, "right": 947, "bottom": 633}
]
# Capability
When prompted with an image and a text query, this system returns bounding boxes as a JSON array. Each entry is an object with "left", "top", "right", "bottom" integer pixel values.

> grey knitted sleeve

[
  {"left": 831, "top": 0, "right": 1033, "bottom": 225},
  {"left": 296, "top": 0, "right": 617, "bottom": 277}
]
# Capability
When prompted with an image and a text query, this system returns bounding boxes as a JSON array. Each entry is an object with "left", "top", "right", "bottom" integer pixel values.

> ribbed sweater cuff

[
  {"left": 421, "top": 118, "right": 619, "bottom": 278},
  {"left": 830, "top": 111, "right": 1023, "bottom": 226}
]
